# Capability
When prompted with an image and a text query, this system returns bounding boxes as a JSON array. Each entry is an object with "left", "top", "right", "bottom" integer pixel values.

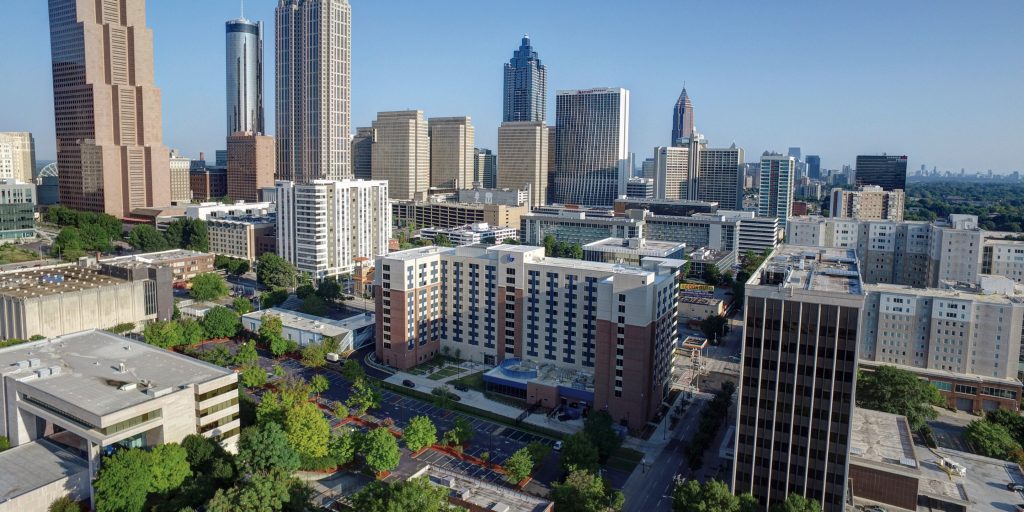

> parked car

[
  {"left": 453, "top": 383, "right": 469, "bottom": 392},
  {"left": 553, "top": 441, "right": 563, "bottom": 451},
  {"left": 402, "top": 379, "right": 415, "bottom": 388},
  {"left": 864, "top": 506, "right": 889, "bottom": 512},
  {"left": 1009, "top": 482, "right": 1024, "bottom": 491}
]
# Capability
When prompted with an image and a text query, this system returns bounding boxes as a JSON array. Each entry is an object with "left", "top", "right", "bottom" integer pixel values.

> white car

[{"left": 553, "top": 441, "right": 563, "bottom": 451}]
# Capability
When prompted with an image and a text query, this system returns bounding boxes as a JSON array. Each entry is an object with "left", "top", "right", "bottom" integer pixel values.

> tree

[
  {"left": 504, "top": 447, "right": 534, "bottom": 482},
  {"left": 700, "top": 315, "right": 729, "bottom": 343},
  {"left": 180, "top": 433, "right": 224, "bottom": 469},
  {"left": 128, "top": 225, "right": 169, "bottom": 252},
  {"left": 361, "top": 427, "right": 400, "bottom": 474},
  {"left": 672, "top": 480, "right": 760, "bottom": 512},
  {"left": 301, "top": 342, "right": 326, "bottom": 368},
  {"left": 299, "top": 294, "right": 329, "bottom": 316},
  {"left": 206, "top": 469, "right": 293, "bottom": 512},
  {"left": 238, "top": 423, "right": 300, "bottom": 475},
  {"left": 202, "top": 307, "right": 240, "bottom": 339},
  {"left": 295, "top": 284, "right": 316, "bottom": 299},
  {"left": 332, "top": 401, "right": 350, "bottom": 419},
  {"left": 770, "top": 493, "right": 822, "bottom": 512},
  {"left": 240, "top": 364, "right": 268, "bottom": 388},
  {"left": 232, "top": 260, "right": 250, "bottom": 276},
  {"left": 856, "top": 366, "right": 943, "bottom": 430},
  {"left": 526, "top": 441, "right": 552, "bottom": 466},
  {"left": 179, "top": 319, "right": 206, "bottom": 345},
  {"left": 316, "top": 278, "right": 342, "bottom": 302},
  {"left": 94, "top": 449, "right": 153, "bottom": 512},
  {"left": 965, "top": 420, "right": 1021, "bottom": 460},
  {"left": 257, "top": 253, "right": 298, "bottom": 289},
  {"left": 190, "top": 273, "right": 229, "bottom": 301},
  {"left": 329, "top": 432, "right": 357, "bottom": 468},
  {"left": 351, "top": 477, "right": 453, "bottom": 512},
  {"left": 583, "top": 410, "right": 622, "bottom": 461},
  {"left": 284, "top": 401, "right": 330, "bottom": 458},
  {"left": 346, "top": 378, "right": 381, "bottom": 415},
  {"left": 53, "top": 227, "right": 85, "bottom": 260},
  {"left": 433, "top": 234, "right": 454, "bottom": 247},
  {"left": 702, "top": 265, "right": 722, "bottom": 285},
  {"left": 445, "top": 417, "right": 474, "bottom": 446},
  {"left": 165, "top": 218, "right": 208, "bottom": 252},
  {"left": 48, "top": 496, "right": 81, "bottom": 512},
  {"left": 260, "top": 288, "right": 290, "bottom": 309},
  {"left": 403, "top": 415, "right": 437, "bottom": 452},
  {"left": 234, "top": 341, "right": 259, "bottom": 366},
  {"left": 148, "top": 444, "right": 192, "bottom": 494},
  {"left": 341, "top": 359, "right": 365, "bottom": 381},
  {"left": 560, "top": 432, "right": 600, "bottom": 473},
  {"left": 310, "top": 374, "right": 330, "bottom": 397},
  {"left": 551, "top": 468, "right": 622, "bottom": 512},
  {"left": 144, "top": 320, "right": 184, "bottom": 349}
]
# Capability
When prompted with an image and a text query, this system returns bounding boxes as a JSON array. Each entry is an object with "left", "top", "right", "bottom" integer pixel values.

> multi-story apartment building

[
  {"left": 0, "top": 179, "right": 36, "bottom": 242},
  {"left": 497, "top": 121, "right": 548, "bottom": 208},
  {"left": 428, "top": 117, "right": 475, "bottom": 189},
  {"left": 474, "top": 148, "right": 497, "bottom": 189},
  {"left": 375, "top": 245, "right": 683, "bottom": 430},
  {"left": 207, "top": 215, "right": 276, "bottom": 262},
  {"left": 393, "top": 201, "right": 528, "bottom": 232},
  {"left": 371, "top": 111, "right": 430, "bottom": 200},
  {"left": 276, "top": 180, "right": 391, "bottom": 279},
  {"left": 352, "top": 127, "right": 375, "bottom": 180},
  {"left": 696, "top": 145, "right": 744, "bottom": 210},
  {"left": 47, "top": 0, "right": 170, "bottom": 217},
  {"left": 653, "top": 146, "right": 693, "bottom": 201},
  {"left": 275, "top": 0, "right": 351, "bottom": 182},
  {"left": 855, "top": 154, "right": 907, "bottom": 191},
  {"left": 168, "top": 151, "right": 194, "bottom": 204},
  {"left": 0, "top": 132, "right": 36, "bottom": 183},
  {"left": 227, "top": 132, "right": 276, "bottom": 202},
  {"left": 733, "top": 246, "right": 863, "bottom": 510},
  {"left": 861, "top": 277, "right": 1024, "bottom": 412},
  {"left": 830, "top": 186, "right": 905, "bottom": 221},
  {"left": 225, "top": 17, "right": 264, "bottom": 136},
  {"left": 551, "top": 88, "right": 630, "bottom": 207},
  {"left": 185, "top": 201, "right": 273, "bottom": 221},
  {"left": 704, "top": 210, "right": 781, "bottom": 254},
  {"left": 758, "top": 155, "right": 795, "bottom": 229},
  {"left": 503, "top": 36, "right": 547, "bottom": 123}
]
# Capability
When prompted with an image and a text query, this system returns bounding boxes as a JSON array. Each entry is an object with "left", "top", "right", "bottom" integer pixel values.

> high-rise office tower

[
  {"left": 351, "top": 127, "right": 375, "bottom": 180},
  {"left": 226, "top": 17, "right": 264, "bottom": 135},
  {"left": 47, "top": 0, "right": 171, "bottom": 217},
  {"left": 671, "top": 88, "right": 694, "bottom": 145},
  {"left": 733, "top": 245, "right": 862, "bottom": 510},
  {"left": 641, "top": 157, "right": 656, "bottom": 181},
  {"left": 0, "top": 133, "right": 36, "bottom": 183},
  {"left": 806, "top": 155, "right": 821, "bottom": 180},
  {"left": 474, "top": 148, "right": 497, "bottom": 189},
  {"left": 428, "top": 117, "right": 475, "bottom": 189},
  {"left": 855, "top": 155, "right": 908, "bottom": 191},
  {"left": 227, "top": 133, "right": 276, "bottom": 202},
  {"left": 758, "top": 155, "right": 795, "bottom": 228},
  {"left": 169, "top": 150, "right": 193, "bottom": 204},
  {"left": 503, "top": 36, "right": 546, "bottom": 123},
  {"left": 652, "top": 146, "right": 692, "bottom": 200},
  {"left": 697, "top": 145, "right": 745, "bottom": 210},
  {"left": 275, "top": 0, "right": 351, "bottom": 183},
  {"left": 787, "top": 147, "right": 801, "bottom": 161},
  {"left": 497, "top": 121, "right": 548, "bottom": 208},
  {"left": 371, "top": 111, "right": 429, "bottom": 200},
  {"left": 551, "top": 88, "right": 630, "bottom": 207}
]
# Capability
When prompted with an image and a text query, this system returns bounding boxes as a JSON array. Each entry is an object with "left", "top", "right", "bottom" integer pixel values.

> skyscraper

[
  {"left": 758, "top": 155, "right": 795, "bottom": 228},
  {"left": 855, "top": 154, "right": 908, "bottom": 191},
  {"left": 474, "top": 148, "right": 497, "bottom": 189},
  {"left": 47, "top": 0, "right": 171, "bottom": 217},
  {"left": 275, "top": 0, "right": 351, "bottom": 183},
  {"left": 652, "top": 146, "right": 692, "bottom": 200},
  {"left": 551, "top": 88, "right": 630, "bottom": 207},
  {"left": 428, "top": 117, "right": 475, "bottom": 189},
  {"left": 371, "top": 111, "right": 429, "bottom": 200},
  {"left": 351, "top": 127, "right": 375, "bottom": 181},
  {"left": 503, "top": 36, "right": 547, "bottom": 123},
  {"left": 226, "top": 17, "right": 264, "bottom": 135},
  {"left": 498, "top": 121, "right": 548, "bottom": 207},
  {"left": 805, "top": 155, "right": 821, "bottom": 180},
  {"left": 0, "top": 133, "right": 36, "bottom": 183},
  {"left": 697, "top": 145, "right": 745, "bottom": 210},
  {"left": 671, "top": 88, "right": 694, "bottom": 145},
  {"left": 787, "top": 147, "right": 802, "bottom": 161},
  {"left": 733, "top": 245, "right": 862, "bottom": 510},
  {"left": 227, "top": 133, "right": 276, "bottom": 202}
]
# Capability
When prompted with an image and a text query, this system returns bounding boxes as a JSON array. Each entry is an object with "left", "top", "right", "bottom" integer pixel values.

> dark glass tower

[
  {"left": 503, "top": 36, "right": 547, "bottom": 123},
  {"left": 226, "top": 17, "right": 264, "bottom": 135},
  {"left": 855, "top": 154, "right": 908, "bottom": 191},
  {"left": 806, "top": 155, "right": 821, "bottom": 180},
  {"left": 671, "top": 88, "right": 694, "bottom": 145}
]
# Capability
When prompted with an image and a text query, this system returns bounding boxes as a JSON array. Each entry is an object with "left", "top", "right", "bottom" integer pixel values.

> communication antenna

[{"left": 241, "top": 0, "right": 245, "bottom": 18}]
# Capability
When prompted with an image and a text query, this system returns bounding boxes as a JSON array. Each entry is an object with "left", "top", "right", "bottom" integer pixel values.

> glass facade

[
  {"left": 551, "top": 89, "right": 630, "bottom": 207},
  {"left": 503, "top": 36, "right": 547, "bottom": 123},
  {"left": 225, "top": 18, "right": 264, "bottom": 136}
]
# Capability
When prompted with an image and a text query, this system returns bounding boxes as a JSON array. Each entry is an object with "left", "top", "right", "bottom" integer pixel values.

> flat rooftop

[
  {"left": 0, "top": 439, "right": 87, "bottom": 502},
  {"left": 849, "top": 408, "right": 918, "bottom": 470},
  {"left": 103, "top": 249, "right": 210, "bottom": 267},
  {"left": 583, "top": 237, "right": 686, "bottom": 256},
  {"left": 866, "top": 281, "right": 1024, "bottom": 305},
  {"left": 757, "top": 245, "right": 862, "bottom": 295},
  {"left": 0, "top": 330, "right": 232, "bottom": 417},
  {"left": 427, "top": 465, "right": 552, "bottom": 512},
  {"left": 914, "top": 446, "right": 1024, "bottom": 510},
  {"left": 242, "top": 308, "right": 355, "bottom": 338},
  {"left": 0, "top": 265, "right": 128, "bottom": 299}
]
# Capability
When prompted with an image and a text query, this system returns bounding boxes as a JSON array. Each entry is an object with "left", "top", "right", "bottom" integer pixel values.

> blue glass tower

[{"left": 503, "top": 36, "right": 547, "bottom": 123}]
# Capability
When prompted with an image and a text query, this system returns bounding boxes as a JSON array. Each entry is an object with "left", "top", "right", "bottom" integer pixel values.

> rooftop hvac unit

[
  {"left": 118, "top": 383, "right": 137, "bottom": 391},
  {"left": 146, "top": 387, "right": 172, "bottom": 398}
]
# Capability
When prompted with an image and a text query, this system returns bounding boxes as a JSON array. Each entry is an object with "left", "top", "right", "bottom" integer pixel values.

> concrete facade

[
  {"left": 371, "top": 111, "right": 430, "bottom": 200},
  {"left": 0, "top": 133, "right": 35, "bottom": 183},
  {"left": 497, "top": 121, "right": 549, "bottom": 208},
  {"left": 758, "top": 155, "right": 795, "bottom": 229},
  {"left": 428, "top": 117, "right": 475, "bottom": 190},
  {"left": 393, "top": 200, "right": 528, "bottom": 232},
  {"left": 830, "top": 186, "right": 905, "bottom": 221},
  {"left": 653, "top": 146, "right": 693, "bottom": 201},
  {"left": 168, "top": 151, "right": 194, "bottom": 204},
  {"left": 207, "top": 215, "right": 276, "bottom": 262},
  {"left": 227, "top": 132, "right": 276, "bottom": 202}
]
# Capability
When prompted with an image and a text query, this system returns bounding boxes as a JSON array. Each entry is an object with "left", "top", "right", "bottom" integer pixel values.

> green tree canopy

[
  {"left": 965, "top": 419, "right": 1021, "bottom": 460},
  {"left": 316, "top": 278, "right": 342, "bottom": 302},
  {"left": 856, "top": 366, "right": 944, "bottom": 430},
  {"left": 202, "top": 307, "right": 240, "bottom": 339},
  {"left": 341, "top": 359, "right": 365, "bottom": 381},
  {"left": 232, "top": 296, "right": 252, "bottom": 315},
  {"left": 351, "top": 477, "right": 454, "bottom": 512},
  {"left": 189, "top": 273, "right": 229, "bottom": 301},
  {"left": 143, "top": 320, "right": 184, "bottom": 349},
  {"left": 560, "top": 432, "right": 600, "bottom": 473},
  {"left": 128, "top": 225, "right": 170, "bottom": 252},
  {"left": 504, "top": 447, "right": 534, "bottom": 482},
  {"left": 179, "top": 319, "right": 206, "bottom": 345},
  {"left": 148, "top": 444, "right": 192, "bottom": 494},
  {"left": 234, "top": 341, "right": 259, "bottom": 366},
  {"left": 237, "top": 423, "right": 301, "bottom": 475},
  {"left": 53, "top": 227, "right": 85, "bottom": 260},
  {"left": 583, "top": 410, "right": 622, "bottom": 461},
  {"left": 260, "top": 288, "right": 290, "bottom": 309},
  {"left": 310, "top": 374, "right": 330, "bottom": 396},
  {"left": 284, "top": 401, "right": 331, "bottom": 459},
  {"left": 205, "top": 469, "right": 294, "bottom": 512},
  {"left": 361, "top": 427, "right": 401, "bottom": 474},
  {"left": 672, "top": 479, "right": 760, "bottom": 512},
  {"left": 94, "top": 449, "right": 153, "bottom": 512},
  {"left": 299, "top": 294, "right": 329, "bottom": 316},
  {"left": 48, "top": 496, "right": 81, "bottom": 512},
  {"left": 403, "top": 415, "right": 437, "bottom": 453},
  {"left": 301, "top": 343, "right": 327, "bottom": 368},
  {"left": 165, "top": 218, "right": 208, "bottom": 252},
  {"left": 770, "top": 493, "right": 823, "bottom": 512},
  {"left": 239, "top": 365, "right": 268, "bottom": 388},
  {"left": 551, "top": 468, "right": 623, "bottom": 512},
  {"left": 257, "top": 253, "right": 298, "bottom": 289},
  {"left": 346, "top": 378, "right": 381, "bottom": 415}
]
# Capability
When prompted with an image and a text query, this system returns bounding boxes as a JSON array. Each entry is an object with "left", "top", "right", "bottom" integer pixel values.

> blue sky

[{"left": 2, "top": 0, "right": 1022, "bottom": 172}]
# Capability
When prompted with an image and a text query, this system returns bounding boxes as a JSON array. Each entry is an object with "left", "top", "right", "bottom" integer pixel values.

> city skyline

[{"left": 2, "top": 0, "right": 1021, "bottom": 172}]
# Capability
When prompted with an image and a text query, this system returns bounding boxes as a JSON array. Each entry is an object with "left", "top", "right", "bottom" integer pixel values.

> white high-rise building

[
  {"left": 169, "top": 151, "right": 193, "bottom": 204},
  {"left": 653, "top": 146, "right": 692, "bottom": 201},
  {"left": 371, "top": 111, "right": 430, "bottom": 200},
  {"left": 275, "top": 0, "right": 351, "bottom": 182},
  {"left": 0, "top": 133, "right": 35, "bottom": 183},
  {"left": 697, "top": 145, "right": 744, "bottom": 210},
  {"left": 497, "top": 121, "right": 548, "bottom": 208},
  {"left": 276, "top": 180, "right": 391, "bottom": 279},
  {"left": 428, "top": 117, "right": 475, "bottom": 189},
  {"left": 551, "top": 88, "right": 630, "bottom": 207},
  {"left": 758, "top": 155, "right": 795, "bottom": 228}
]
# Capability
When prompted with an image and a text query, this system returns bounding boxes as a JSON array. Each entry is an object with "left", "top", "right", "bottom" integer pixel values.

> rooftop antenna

[{"left": 241, "top": 0, "right": 245, "bottom": 18}]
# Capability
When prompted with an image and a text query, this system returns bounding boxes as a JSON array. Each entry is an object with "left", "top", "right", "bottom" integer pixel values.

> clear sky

[{"left": 2, "top": 0, "right": 1022, "bottom": 172}]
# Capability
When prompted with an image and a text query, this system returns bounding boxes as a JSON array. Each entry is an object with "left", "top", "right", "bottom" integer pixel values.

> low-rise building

[
  {"left": 583, "top": 237, "right": 687, "bottom": 266},
  {"left": 625, "top": 177, "right": 654, "bottom": 199},
  {"left": 393, "top": 200, "right": 529, "bottom": 232},
  {"left": 685, "top": 247, "right": 736, "bottom": 280},
  {"left": 612, "top": 198, "right": 718, "bottom": 217},
  {"left": 0, "top": 179, "right": 35, "bottom": 242},
  {"left": 207, "top": 215, "right": 276, "bottom": 262},
  {"left": 678, "top": 296, "right": 725, "bottom": 321},
  {"left": 241, "top": 308, "right": 375, "bottom": 352},
  {"left": 102, "top": 250, "right": 215, "bottom": 284},
  {"left": 184, "top": 201, "right": 274, "bottom": 221},
  {"left": 420, "top": 223, "right": 517, "bottom": 246}
]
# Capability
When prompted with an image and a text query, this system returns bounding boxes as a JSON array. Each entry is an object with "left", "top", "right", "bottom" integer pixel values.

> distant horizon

[{"left": 2, "top": 0, "right": 1022, "bottom": 172}]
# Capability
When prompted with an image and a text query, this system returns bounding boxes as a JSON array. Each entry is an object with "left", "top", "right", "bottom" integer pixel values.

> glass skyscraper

[
  {"left": 226, "top": 17, "right": 264, "bottom": 135},
  {"left": 551, "top": 88, "right": 630, "bottom": 207},
  {"left": 806, "top": 155, "right": 821, "bottom": 180},
  {"left": 855, "top": 154, "right": 908, "bottom": 191},
  {"left": 503, "top": 36, "right": 547, "bottom": 123}
]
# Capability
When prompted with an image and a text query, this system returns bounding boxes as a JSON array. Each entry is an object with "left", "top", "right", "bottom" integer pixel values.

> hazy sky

[{"left": 2, "top": 0, "right": 1022, "bottom": 172}]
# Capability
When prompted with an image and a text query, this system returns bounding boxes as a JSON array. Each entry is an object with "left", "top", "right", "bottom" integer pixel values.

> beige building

[
  {"left": 392, "top": 200, "right": 529, "bottom": 231},
  {"left": 47, "top": 0, "right": 171, "bottom": 218},
  {"left": 168, "top": 151, "right": 193, "bottom": 204},
  {"left": 0, "top": 132, "right": 35, "bottom": 182},
  {"left": 830, "top": 186, "right": 905, "bottom": 221},
  {"left": 428, "top": 117, "right": 474, "bottom": 189},
  {"left": 653, "top": 145, "right": 694, "bottom": 201},
  {"left": 497, "top": 121, "right": 548, "bottom": 207},
  {"left": 372, "top": 111, "right": 430, "bottom": 200},
  {"left": 0, "top": 331, "right": 239, "bottom": 507},
  {"left": 207, "top": 216, "right": 276, "bottom": 262},
  {"left": 102, "top": 249, "right": 215, "bottom": 284},
  {"left": 227, "top": 132, "right": 276, "bottom": 202}
]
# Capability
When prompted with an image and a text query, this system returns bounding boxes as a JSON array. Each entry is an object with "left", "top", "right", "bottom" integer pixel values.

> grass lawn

[
  {"left": 605, "top": 446, "right": 645, "bottom": 473},
  {"left": 450, "top": 370, "right": 486, "bottom": 391},
  {"left": 426, "top": 365, "right": 463, "bottom": 380},
  {"left": 0, "top": 245, "right": 40, "bottom": 265}
]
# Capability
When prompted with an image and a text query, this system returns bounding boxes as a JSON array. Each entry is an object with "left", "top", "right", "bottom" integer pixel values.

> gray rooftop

[
  {"left": 849, "top": 408, "right": 917, "bottom": 470},
  {"left": 0, "top": 265, "right": 128, "bottom": 299},
  {"left": 103, "top": 249, "right": 210, "bottom": 267},
  {"left": 0, "top": 331, "right": 232, "bottom": 417},
  {"left": 242, "top": 308, "right": 358, "bottom": 338},
  {"left": 757, "top": 245, "right": 863, "bottom": 295},
  {"left": 583, "top": 237, "right": 686, "bottom": 257},
  {"left": 0, "top": 439, "right": 88, "bottom": 501}
]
